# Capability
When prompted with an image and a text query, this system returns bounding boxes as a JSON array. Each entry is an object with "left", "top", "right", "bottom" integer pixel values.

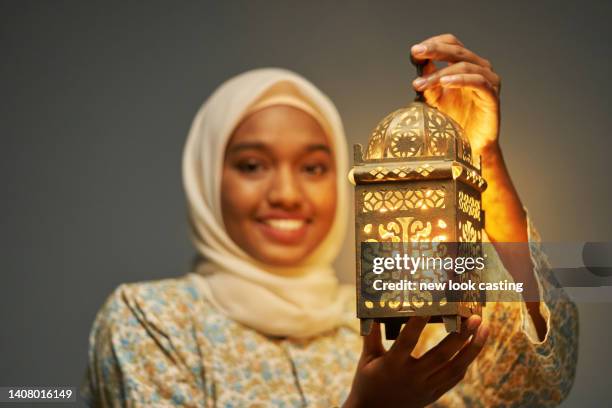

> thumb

[{"left": 361, "top": 322, "right": 385, "bottom": 363}]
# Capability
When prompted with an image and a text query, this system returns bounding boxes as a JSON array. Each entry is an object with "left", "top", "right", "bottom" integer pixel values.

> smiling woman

[
  {"left": 81, "top": 67, "right": 362, "bottom": 407},
  {"left": 221, "top": 102, "right": 337, "bottom": 266},
  {"left": 81, "top": 34, "right": 578, "bottom": 408}
]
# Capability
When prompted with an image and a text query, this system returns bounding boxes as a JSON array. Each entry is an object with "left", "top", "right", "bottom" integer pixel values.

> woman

[{"left": 82, "top": 34, "right": 578, "bottom": 407}]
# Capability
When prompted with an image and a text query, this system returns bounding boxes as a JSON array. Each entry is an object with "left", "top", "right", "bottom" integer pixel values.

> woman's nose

[{"left": 267, "top": 166, "right": 302, "bottom": 209}]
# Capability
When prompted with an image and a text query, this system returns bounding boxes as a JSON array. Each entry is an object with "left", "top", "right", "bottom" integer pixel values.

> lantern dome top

[{"left": 364, "top": 101, "right": 476, "bottom": 168}]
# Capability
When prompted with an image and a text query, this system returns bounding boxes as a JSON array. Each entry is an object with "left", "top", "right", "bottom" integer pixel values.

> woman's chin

[
  {"left": 235, "top": 221, "right": 326, "bottom": 268},
  {"left": 247, "top": 231, "right": 315, "bottom": 267},
  {"left": 249, "top": 243, "right": 312, "bottom": 268}
]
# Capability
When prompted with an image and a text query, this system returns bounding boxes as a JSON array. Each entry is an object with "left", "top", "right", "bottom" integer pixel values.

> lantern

[{"left": 350, "top": 60, "right": 487, "bottom": 340}]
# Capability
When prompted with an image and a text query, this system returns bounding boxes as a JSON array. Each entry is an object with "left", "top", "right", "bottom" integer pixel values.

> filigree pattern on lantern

[
  {"left": 416, "top": 164, "right": 434, "bottom": 176},
  {"left": 362, "top": 100, "right": 483, "bottom": 180},
  {"left": 460, "top": 139, "right": 474, "bottom": 167},
  {"left": 459, "top": 220, "right": 481, "bottom": 243},
  {"left": 362, "top": 267, "right": 447, "bottom": 310},
  {"left": 361, "top": 239, "right": 448, "bottom": 311},
  {"left": 464, "top": 168, "right": 486, "bottom": 189},
  {"left": 368, "top": 166, "right": 389, "bottom": 180},
  {"left": 364, "top": 102, "right": 474, "bottom": 160},
  {"left": 390, "top": 130, "right": 423, "bottom": 157},
  {"left": 366, "top": 111, "right": 396, "bottom": 159},
  {"left": 425, "top": 107, "right": 457, "bottom": 156},
  {"left": 457, "top": 268, "right": 482, "bottom": 313},
  {"left": 389, "top": 106, "right": 424, "bottom": 158},
  {"left": 407, "top": 263, "right": 449, "bottom": 309},
  {"left": 391, "top": 166, "right": 410, "bottom": 178},
  {"left": 362, "top": 188, "right": 446, "bottom": 213},
  {"left": 361, "top": 217, "right": 449, "bottom": 244},
  {"left": 458, "top": 191, "right": 481, "bottom": 221},
  {"left": 361, "top": 243, "right": 398, "bottom": 306},
  {"left": 364, "top": 289, "right": 450, "bottom": 310},
  {"left": 361, "top": 242, "right": 404, "bottom": 310},
  {"left": 366, "top": 164, "right": 435, "bottom": 180}
]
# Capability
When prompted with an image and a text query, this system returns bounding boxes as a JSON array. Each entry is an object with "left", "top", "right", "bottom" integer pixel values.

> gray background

[{"left": 1, "top": 1, "right": 611, "bottom": 406}]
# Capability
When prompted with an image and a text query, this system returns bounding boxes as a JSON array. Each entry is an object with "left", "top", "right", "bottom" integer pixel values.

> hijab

[{"left": 182, "top": 68, "right": 354, "bottom": 339}]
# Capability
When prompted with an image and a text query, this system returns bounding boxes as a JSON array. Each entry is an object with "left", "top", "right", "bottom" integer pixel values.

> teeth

[{"left": 265, "top": 219, "right": 305, "bottom": 231}]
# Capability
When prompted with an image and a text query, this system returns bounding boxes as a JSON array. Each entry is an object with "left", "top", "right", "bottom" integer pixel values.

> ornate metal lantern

[{"left": 350, "top": 61, "right": 487, "bottom": 340}]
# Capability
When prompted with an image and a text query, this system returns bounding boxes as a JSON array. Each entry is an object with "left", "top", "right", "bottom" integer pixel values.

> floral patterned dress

[{"left": 81, "top": 217, "right": 578, "bottom": 407}]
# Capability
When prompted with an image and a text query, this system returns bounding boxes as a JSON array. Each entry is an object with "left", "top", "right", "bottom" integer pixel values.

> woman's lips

[{"left": 256, "top": 218, "right": 309, "bottom": 245}]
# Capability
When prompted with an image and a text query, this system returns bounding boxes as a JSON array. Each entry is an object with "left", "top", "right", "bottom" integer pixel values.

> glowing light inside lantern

[{"left": 380, "top": 230, "right": 395, "bottom": 240}]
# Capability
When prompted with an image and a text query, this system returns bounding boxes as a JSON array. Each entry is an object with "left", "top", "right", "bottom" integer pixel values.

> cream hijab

[{"left": 182, "top": 68, "right": 354, "bottom": 339}]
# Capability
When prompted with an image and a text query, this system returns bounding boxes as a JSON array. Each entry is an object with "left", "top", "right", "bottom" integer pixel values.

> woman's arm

[
  {"left": 407, "top": 33, "right": 579, "bottom": 406},
  {"left": 410, "top": 33, "right": 545, "bottom": 338},
  {"left": 479, "top": 143, "right": 547, "bottom": 338}
]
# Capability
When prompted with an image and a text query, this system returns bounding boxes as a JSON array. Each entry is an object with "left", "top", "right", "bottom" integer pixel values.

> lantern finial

[{"left": 410, "top": 54, "right": 427, "bottom": 102}]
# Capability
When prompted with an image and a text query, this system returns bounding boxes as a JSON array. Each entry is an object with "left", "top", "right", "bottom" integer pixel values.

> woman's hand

[
  {"left": 343, "top": 316, "right": 489, "bottom": 408},
  {"left": 410, "top": 33, "right": 501, "bottom": 156}
]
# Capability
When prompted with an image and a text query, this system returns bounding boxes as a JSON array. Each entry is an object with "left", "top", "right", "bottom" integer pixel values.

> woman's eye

[
  {"left": 302, "top": 163, "right": 328, "bottom": 176},
  {"left": 236, "top": 159, "right": 266, "bottom": 174}
]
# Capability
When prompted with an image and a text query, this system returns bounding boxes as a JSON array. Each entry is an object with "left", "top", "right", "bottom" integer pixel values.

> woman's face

[{"left": 221, "top": 105, "right": 337, "bottom": 267}]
